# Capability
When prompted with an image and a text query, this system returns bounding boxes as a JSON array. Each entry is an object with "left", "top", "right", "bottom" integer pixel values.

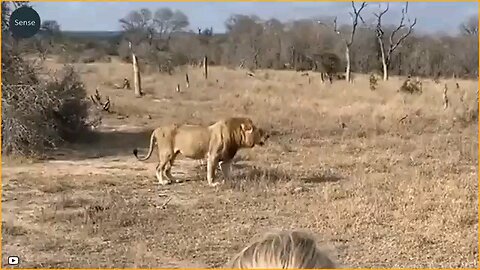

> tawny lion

[{"left": 133, "top": 117, "right": 269, "bottom": 186}]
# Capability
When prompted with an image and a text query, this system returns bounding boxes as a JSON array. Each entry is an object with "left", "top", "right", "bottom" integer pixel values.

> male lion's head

[
  {"left": 240, "top": 120, "right": 270, "bottom": 147},
  {"left": 255, "top": 127, "right": 269, "bottom": 146}
]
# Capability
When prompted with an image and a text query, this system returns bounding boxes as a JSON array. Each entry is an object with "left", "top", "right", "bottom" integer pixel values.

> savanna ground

[{"left": 2, "top": 56, "right": 478, "bottom": 268}]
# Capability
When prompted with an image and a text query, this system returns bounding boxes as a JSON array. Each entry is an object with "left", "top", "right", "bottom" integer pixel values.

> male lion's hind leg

[
  {"left": 165, "top": 154, "right": 183, "bottom": 183},
  {"left": 165, "top": 167, "right": 181, "bottom": 183},
  {"left": 156, "top": 151, "right": 177, "bottom": 186}
]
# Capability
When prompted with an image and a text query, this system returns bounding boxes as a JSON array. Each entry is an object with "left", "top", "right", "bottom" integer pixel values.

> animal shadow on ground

[
  {"left": 300, "top": 170, "right": 343, "bottom": 184},
  {"left": 222, "top": 163, "right": 344, "bottom": 191},
  {"left": 49, "top": 129, "right": 154, "bottom": 161}
]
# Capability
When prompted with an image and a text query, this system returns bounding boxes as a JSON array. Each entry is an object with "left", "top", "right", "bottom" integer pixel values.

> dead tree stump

[
  {"left": 443, "top": 84, "right": 449, "bottom": 110},
  {"left": 203, "top": 55, "right": 208, "bottom": 80},
  {"left": 129, "top": 41, "right": 142, "bottom": 97},
  {"left": 369, "top": 74, "right": 378, "bottom": 91},
  {"left": 123, "top": 78, "right": 131, "bottom": 89}
]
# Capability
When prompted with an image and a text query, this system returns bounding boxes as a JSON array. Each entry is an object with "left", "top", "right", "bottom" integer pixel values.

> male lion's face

[
  {"left": 255, "top": 128, "right": 269, "bottom": 146},
  {"left": 242, "top": 123, "right": 270, "bottom": 147}
]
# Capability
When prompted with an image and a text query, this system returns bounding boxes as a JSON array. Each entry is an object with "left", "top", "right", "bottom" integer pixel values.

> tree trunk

[
  {"left": 398, "top": 52, "right": 402, "bottom": 76},
  {"left": 291, "top": 47, "right": 296, "bottom": 70},
  {"left": 345, "top": 45, "right": 351, "bottom": 83},
  {"left": 383, "top": 61, "right": 388, "bottom": 81},
  {"left": 132, "top": 53, "right": 142, "bottom": 97},
  {"left": 276, "top": 36, "right": 282, "bottom": 68},
  {"left": 377, "top": 38, "right": 388, "bottom": 81}
]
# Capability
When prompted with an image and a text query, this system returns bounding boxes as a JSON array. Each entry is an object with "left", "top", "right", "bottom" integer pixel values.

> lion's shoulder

[{"left": 209, "top": 117, "right": 255, "bottom": 146}]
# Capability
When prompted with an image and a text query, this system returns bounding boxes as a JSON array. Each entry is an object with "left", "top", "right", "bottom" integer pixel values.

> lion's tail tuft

[{"left": 133, "top": 130, "right": 156, "bottom": 161}]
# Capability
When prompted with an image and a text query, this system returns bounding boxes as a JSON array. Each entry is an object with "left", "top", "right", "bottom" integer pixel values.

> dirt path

[
  {"left": 2, "top": 124, "right": 211, "bottom": 268},
  {"left": 3, "top": 155, "right": 200, "bottom": 178}
]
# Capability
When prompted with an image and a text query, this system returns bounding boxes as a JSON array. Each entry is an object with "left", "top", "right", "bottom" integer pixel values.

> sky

[{"left": 31, "top": 2, "right": 478, "bottom": 35}]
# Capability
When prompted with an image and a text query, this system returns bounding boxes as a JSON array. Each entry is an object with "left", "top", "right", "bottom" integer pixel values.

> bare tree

[
  {"left": 119, "top": 7, "right": 188, "bottom": 47},
  {"left": 333, "top": 1, "right": 367, "bottom": 83},
  {"left": 118, "top": 7, "right": 190, "bottom": 74},
  {"left": 225, "top": 15, "right": 264, "bottom": 69},
  {"left": 119, "top": 8, "right": 153, "bottom": 31},
  {"left": 41, "top": 20, "right": 61, "bottom": 33},
  {"left": 374, "top": 4, "right": 389, "bottom": 81},
  {"left": 460, "top": 14, "right": 478, "bottom": 36},
  {"left": 153, "top": 7, "right": 189, "bottom": 45},
  {"left": 119, "top": 8, "right": 154, "bottom": 44},
  {"left": 374, "top": 2, "right": 417, "bottom": 81}
]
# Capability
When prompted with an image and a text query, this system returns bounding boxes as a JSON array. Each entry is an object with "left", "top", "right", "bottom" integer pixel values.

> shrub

[
  {"left": 2, "top": 45, "right": 92, "bottom": 157},
  {"left": 399, "top": 78, "right": 423, "bottom": 94}
]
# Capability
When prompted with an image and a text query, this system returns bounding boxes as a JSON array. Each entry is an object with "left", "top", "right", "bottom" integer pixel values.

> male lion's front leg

[
  {"left": 219, "top": 160, "right": 233, "bottom": 185},
  {"left": 206, "top": 154, "right": 220, "bottom": 187},
  {"left": 155, "top": 162, "right": 171, "bottom": 185}
]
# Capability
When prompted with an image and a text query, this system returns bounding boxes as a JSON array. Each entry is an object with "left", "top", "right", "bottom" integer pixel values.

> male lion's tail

[{"left": 133, "top": 130, "right": 156, "bottom": 161}]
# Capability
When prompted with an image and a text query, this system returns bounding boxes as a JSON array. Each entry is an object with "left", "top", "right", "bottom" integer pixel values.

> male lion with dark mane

[{"left": 133, "top": 117, "right": 269, "bottom": 186}]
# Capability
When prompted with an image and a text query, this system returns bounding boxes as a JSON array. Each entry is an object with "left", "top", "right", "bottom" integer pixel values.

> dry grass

[{"left": 2, "top": 56, "right": 478, "bottom": 268}]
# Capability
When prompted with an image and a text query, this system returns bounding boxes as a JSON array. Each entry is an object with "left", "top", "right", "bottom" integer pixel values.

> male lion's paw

[
  {"left": 158, "top": 180, "right": 172, "bottom": 186},
  {"left": 209, "top": 182, "right": 221, "bottom": 187}
]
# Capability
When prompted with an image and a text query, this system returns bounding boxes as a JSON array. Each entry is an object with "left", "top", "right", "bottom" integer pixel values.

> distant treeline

[{"left": 11, "top": 5, "right": 479, "bottom": 79}]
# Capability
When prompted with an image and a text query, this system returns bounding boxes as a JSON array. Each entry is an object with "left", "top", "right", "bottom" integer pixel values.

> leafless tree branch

[
  {"left": 333, "top": 17, "right": 339, "bottom": 34},
  {"left": 388, "top": 2, "right": 416, "bottom": 56},
  {"left": 374, "top": 3, "right": 389, "bottom": 37},
  {"left": 347, "top": 1, "right": 367, "bottom": 46}
]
